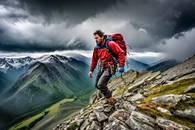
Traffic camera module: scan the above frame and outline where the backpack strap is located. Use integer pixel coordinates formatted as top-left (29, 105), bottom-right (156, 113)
top-left (104, 35), bottom-right (119, 64)
top-left (95, 35), bottom-right (119, 64)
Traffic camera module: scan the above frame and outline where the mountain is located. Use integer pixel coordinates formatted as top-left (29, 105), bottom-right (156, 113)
top-left (0, 56), bottom-right (36, 93)
top-left (0, 56), bottom-right (35, 75)
top-left (0, 54), bottom-right (94, 130)
top-left (0, 71), bottom-right (12, 92)
top-left (53, 54), bottom-right (195, 130)
top-left (126, 58), bottom-right (150, 72)
top-left (147, 59), bottom-right (179, 72)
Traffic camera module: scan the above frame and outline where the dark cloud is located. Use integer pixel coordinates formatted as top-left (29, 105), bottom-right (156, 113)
top-left (13, 0), bottom-right (123, 24)
top-left (0, 0), bottom-right (195, 61)
top-left (116, 0), bottom-right (195, 39)
top-left (173, 1), bottom-right (195, 34)
top-left (0, 41), bottom-right (89, 52)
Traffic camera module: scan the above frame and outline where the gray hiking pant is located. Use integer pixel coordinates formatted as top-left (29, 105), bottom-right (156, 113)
top-left (95, 67), bottom-right (112, 98)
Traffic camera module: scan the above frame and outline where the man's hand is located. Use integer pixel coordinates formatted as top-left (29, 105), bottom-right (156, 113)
top-left (88, 71), bottom-right (93, 78)
top-left (118, 67), bottom-right (124, 73)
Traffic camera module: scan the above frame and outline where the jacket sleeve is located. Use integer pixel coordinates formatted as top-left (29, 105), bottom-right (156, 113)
top-left (90, 48), bottom-right (99, 72)
top-left (108, 41), bottom-right (125, 67)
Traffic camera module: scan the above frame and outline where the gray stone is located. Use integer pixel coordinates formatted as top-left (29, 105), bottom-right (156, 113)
top-left (88, 121), bottom-right (101, 130)
top-left (103, 119), bottom-right (129, 130)
top-left (129, 93), bottom-right (144, 104)
top-left (173, 107), bottom-right (195, 122)
top-left (156, 117), bottom-right (190, 130)
top-left (184, 84), bottom-right (195, 93)
top-left (109, 109), bottom-right (130, 122)
top-left (152, 94), bottom-right (190, 106)
top-left (80, 119), bottom-right (90, 130)
top-left (89, 113), bottom-right (97, 122)
top-left (126, 111), bottom-right (156, 130)
top-left (94, 105), bottom-right (104, 112)
top-left (123, 92), bottom-right (133, 98)
top-left (122, 101), bottom-right (137, 113)
top-left (157, 107), bottom-right (172, 115)
top-left (94, 111), bottom-right (108, 122)
top-left (103, 104), bottom-right (114, 113)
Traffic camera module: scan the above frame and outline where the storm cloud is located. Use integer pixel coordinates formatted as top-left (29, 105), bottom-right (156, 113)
top-left (0, 0), bottom-right (195, 61)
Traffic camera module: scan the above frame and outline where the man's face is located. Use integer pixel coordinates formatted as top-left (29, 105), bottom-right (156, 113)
top-left (94, 34), bottom-right (103, 44)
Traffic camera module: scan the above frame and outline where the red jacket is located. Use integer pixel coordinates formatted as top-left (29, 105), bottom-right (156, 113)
top-left (90, 40), bottom-right (125, 72)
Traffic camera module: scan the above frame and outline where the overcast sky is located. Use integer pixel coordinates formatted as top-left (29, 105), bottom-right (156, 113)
top-left (0, 0), bottom-right (195, 62)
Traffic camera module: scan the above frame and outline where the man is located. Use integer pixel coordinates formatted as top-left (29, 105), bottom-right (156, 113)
top-left (88, 30), bottom-right (125, 105)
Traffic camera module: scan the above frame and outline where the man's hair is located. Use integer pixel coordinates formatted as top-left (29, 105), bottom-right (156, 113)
top-left (93, 30), bottom-right (104, 37)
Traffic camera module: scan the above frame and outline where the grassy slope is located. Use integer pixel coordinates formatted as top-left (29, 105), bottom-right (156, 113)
top-left (8, 89), bottom-right (95, 130)
top-left (9, 98), bottom-right (75, 130)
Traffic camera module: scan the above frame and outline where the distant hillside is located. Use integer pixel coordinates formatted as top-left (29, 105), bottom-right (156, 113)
top-left (147, 59), bottom-right (179, 72)
top-left (0, 54), bottom-right (94, 130)
top-left (0, 71), bottom-right (12, 92)
top-left (126, 58), bottom-right (150, 72)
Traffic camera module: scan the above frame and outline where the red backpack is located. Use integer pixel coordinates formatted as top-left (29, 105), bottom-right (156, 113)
top-left (104, 33), bottom-right (127, 56)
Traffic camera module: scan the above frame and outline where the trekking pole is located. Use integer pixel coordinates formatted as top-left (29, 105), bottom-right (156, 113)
top-left (120, 73), bottom-right (128, 100)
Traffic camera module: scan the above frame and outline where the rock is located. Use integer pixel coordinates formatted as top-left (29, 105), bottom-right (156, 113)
top-left (173, 107), bottom-right (195, 122)
top-left (66, 122), bottom-right (80, 130)
top-left (156, 74), bottom-right (162, 80)
top-left (103, 104), bottom-right (114, 113)
top-left (109, 109), bottom-right (130, 122)
top-left (129, 93), bottom-right (144, 104)
top-left (128, 73), bottom-right (152, 92)
top-left (89, 112), bottom-right (97, 122)
top-left (123, 92), bottom-right (134, 98)
top-left (184, 84), bottom-right (195, 93)
top-left (126, 111), bottom-right (156, 130)
top-left (103, 119), bottom-right (129, 130)
top-left (152, 94), bottom-right (190, 106)
top-left (88, 121), bottom-right (101, 130)
top-left (93, 105), bottom-right (104, 112)
top-left (157, 107), bottom-right (172, 115)
top-left (94, 111), bottom-right (108, 122)
top-left (122, 101), bottom-right (137, 113)
top-left (80, 119), bottom-right (90, 130)
top-left (156, 117), bottom-right (190, 130)
top-left (54, 123), bottom-right (66, 130)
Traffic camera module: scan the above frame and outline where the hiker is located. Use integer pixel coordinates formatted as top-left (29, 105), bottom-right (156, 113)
top-left (88, 30), bottom-right (126, 105)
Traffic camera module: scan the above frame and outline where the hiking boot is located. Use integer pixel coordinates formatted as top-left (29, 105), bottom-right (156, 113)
top-left (106, 96), bottom-right (117, 105)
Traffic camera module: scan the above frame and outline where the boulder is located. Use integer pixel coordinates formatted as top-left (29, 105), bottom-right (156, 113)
top-left (89, 112), bottom-right (97, 122)
top-left (156, 117), bottom-right (190, 130)
top-left (129, 93), bottom-right (144, 104)
top-left (126, 111), bottom-right (156, 130)
top-left (88, 121), bottom-right (101, 130)
top-left (109, 109), bottom-right (130, 122)
top-left (80, 119), bottom-right (90, 130)
top-left (157, 107), bottom-right (172, 115)
top-left (93, 111), bottom-right (108, 122)
top-left (184, 84), bottom-right (195, 93)
top-left (152, 94), bottom-right (190, 106)
top-left (173, 107), bottom-right (195, 122)
top-left (103, 119), bottom-right (129, 130)
top-left (122, 101), bottom-right (137, 113)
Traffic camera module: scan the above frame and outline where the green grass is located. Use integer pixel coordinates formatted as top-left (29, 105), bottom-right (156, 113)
top-left (137, 78), bottom-right (195, 129)
top-left (8, 98), bottom-right (74, 130)
top-left (138, 103), bottom-right (195, 129)
top-left (143, 78), bottom-right (195, 103)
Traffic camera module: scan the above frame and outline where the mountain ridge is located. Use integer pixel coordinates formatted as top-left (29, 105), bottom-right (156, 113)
top-left (53, 54), bottom-right (195, 130)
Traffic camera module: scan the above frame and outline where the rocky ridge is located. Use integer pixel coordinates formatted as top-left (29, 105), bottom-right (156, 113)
top-left (54, 55), bottom-right (195, 130)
